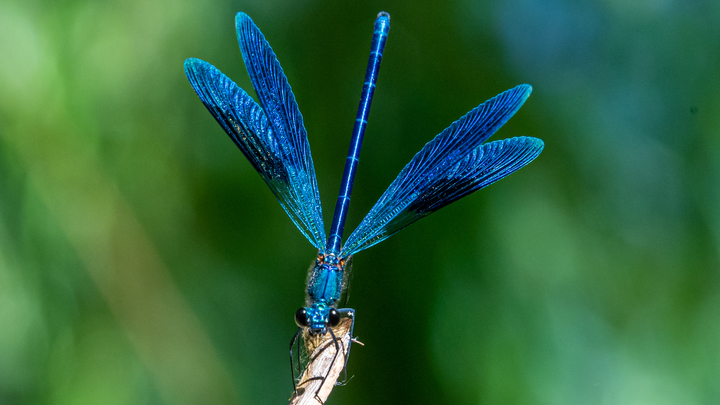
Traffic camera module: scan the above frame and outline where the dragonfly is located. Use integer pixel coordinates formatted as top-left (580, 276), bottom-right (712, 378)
top-left (185, 11), bottom-right (543, 393)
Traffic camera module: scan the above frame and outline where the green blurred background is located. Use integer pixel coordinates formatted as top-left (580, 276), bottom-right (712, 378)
top-left (1, 0), bottom-right (719, 403)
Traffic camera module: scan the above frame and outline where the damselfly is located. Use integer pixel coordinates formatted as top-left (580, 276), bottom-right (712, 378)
top-left (185, 11), bottom-right (543, 394)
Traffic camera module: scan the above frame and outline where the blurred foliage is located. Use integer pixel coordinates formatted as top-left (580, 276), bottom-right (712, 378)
top-left (1, 0), bottom-right (719, 404)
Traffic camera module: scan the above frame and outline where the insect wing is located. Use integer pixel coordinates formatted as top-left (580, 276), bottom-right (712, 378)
top-left (341, 85), bottom-right (541, 256)
top-left (235, 13), bottom-right (327, 251)
top-left (184, 14), bottom-right (327, 251)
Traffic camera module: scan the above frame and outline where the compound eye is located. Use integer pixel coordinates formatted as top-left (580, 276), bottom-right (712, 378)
top-left (295, 308), bottom-right (309, 327)
top-left (328, 309), bottom-right (340, 327)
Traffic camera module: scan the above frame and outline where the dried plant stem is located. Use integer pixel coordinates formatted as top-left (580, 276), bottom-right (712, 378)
top-left (289, 318), bottom-right (356, 405)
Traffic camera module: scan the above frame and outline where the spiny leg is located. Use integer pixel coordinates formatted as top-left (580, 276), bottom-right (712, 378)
top-left (335, 309), bottom-right (356, 386)
top-left (289, 328), bottom-right (303, 395)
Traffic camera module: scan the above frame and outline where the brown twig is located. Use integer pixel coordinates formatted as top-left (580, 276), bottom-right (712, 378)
top-left (289, 318), bottom-right (357, 405)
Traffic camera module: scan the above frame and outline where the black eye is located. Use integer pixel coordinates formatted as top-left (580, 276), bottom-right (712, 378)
top-left (295, 308), bottom-right (309, 327)
top-left (328, 309), bottom-right (340, 327)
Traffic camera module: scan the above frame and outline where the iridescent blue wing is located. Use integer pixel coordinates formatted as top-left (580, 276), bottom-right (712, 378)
top-left (183, 13), bottom-right (326, 251)
top-left (341, 85), bottom-right (542, 256)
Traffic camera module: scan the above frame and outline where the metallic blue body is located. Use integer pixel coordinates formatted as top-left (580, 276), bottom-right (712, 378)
top-left (184, 12), bottom-right (544, 338)
top-left (307, 254), bottom-right (344, 304)
top-left (326, 12), bottom-right (390, 255)
top-left (306, 254), bottom-right (345, 330)
top-left (303, 13), bottom-right (390, 331)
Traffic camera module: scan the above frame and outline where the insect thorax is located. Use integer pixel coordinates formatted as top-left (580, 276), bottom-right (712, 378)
top-left (306, 253), bottom-right (346, 304)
